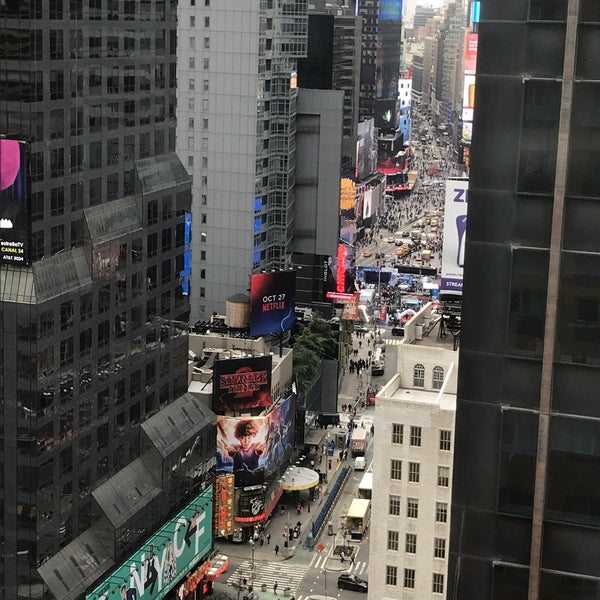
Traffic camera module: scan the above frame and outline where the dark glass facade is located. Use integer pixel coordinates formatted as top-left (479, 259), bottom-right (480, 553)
top-left (449, 1), bottom-right (600, 599)
top-left (0, 2), bottom-right (197, 599)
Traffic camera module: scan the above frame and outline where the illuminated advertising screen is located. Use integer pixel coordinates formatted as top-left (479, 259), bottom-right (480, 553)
top-left (213, 355), bottom-right (273, 413)
top-left (86, 486), bottom-right (213, 600)
top-left (216, 396), bottom-right (294, 488)
top-left (363, 188), bottom-right (373, 220)
top-left (214, 475), bottom-right (234, 537)
top-left (356, 119), bottom-right (377, 181)
top-left (441, 179), bottom-right (469, 292)
top-left (462, 74), bottom-right (476, 122)
top-left (379, 0), bottom-right (402, 20)
top-left (340, 177), bottom-right (356, 219)
top-left (250, 271), bottom-right (296, 337)
top-left (375, 99), bottom-right (398, 131)
top-left (0, 139), bottom-right (30, 265)
top-left (326, 242), bottom-right (356, 299)
top-left (464, 33), bottom-right (478, 75)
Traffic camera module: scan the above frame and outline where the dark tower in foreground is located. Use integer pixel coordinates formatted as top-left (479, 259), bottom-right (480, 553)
top-left (449, 1), bottom-right (600, 599)
top-left (0, 3), bottom-right (197, 599)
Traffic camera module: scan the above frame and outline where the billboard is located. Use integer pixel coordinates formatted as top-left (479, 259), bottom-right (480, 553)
top-left (374, 99), bottom-right (398, 131)
top-left (0, 139), bottom-right (30, 265)
top-left (441, 179), bottom-right (469, 292)
top-left (250, 271), bottom-right (296, 337)
top-left (86, 486), bottom-right (213, 600)
top-left (380, 0), bottom-right (402, 20)
top-left (464, 33), bottom-right (478, 75)
top-left (327, 243), bottom-right (356, 298)
top-left (214, 475), bottom-right (234, 537)
top-left (340, 177), bottom-right (356, 218)
top-left (216, 395), bottom-right (294, 488)
top-left (212, 355), bottom-right (273, 413)
top-left (462, 74), bottom-right (476, 122)
top-left (363, 188), bottom-right (373, 220)
top-left (356, 119), bottom-right (377, 181)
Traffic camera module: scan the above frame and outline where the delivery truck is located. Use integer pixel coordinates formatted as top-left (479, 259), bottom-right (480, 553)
top-left (350, 428), bottom-right (367, 457)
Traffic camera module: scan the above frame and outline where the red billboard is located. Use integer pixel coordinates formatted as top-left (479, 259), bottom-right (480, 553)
top-left (250, 271), bottom-right (296, 337)
top-left (464, 33), bottom-right (478, 75)
top-left (213, 355), bottom-right (272, 413)
top-left (0, 139), bottom-right (30, 265)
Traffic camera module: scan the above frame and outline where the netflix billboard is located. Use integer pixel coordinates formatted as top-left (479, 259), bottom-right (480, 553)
top-left (250, 271), bottom-right (296, 337)
top-left (213, 355), bottom-right (273, 413)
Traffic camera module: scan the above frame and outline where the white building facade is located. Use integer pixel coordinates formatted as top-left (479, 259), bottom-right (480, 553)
top-left (368, 338), bottom-right (457, 600)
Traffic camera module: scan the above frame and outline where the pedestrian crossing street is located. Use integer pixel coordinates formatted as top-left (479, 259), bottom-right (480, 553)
top-left (226, 560), bottom-right (309, 594)
top-left (309, 553), bottom-right (368, 576)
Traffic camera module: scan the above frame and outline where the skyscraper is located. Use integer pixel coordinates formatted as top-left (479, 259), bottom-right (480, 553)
top-left (449, 1), bottom-right (600, 598)
top-left (0, 2), bottom-right (193, 598)
top-left (177, 0), bottom-right (308, 322)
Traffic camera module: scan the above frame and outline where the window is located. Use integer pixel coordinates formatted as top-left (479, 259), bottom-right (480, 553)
top-left (189, 56), bottom-right (195, 69)
top-left (392, 423), bottom-right (403, 444)
top-left (404, 569), bottom-right (415, 589)
top-left (204, 37), bottom-right (210, 49)
top-left (188, 78), bottom-right (195, 91)
top-left (203, 57), bottom-right (209, 69)
top-left (405, 533), bottom-right (417, 553)
top-left (389, 495), bottom-right (401, 515)
top-left (407, 498), bottom-right (418, 518)
top-left (434, 537), bottom-right (446, 559)
top-left (204, 16), bottom-right (210, 27)
top-left (438, 466), bottom-right (450, 487)
top-left (408, 462), bottom-right (420, 483)
top-left (410, 426), bottom-right (422, 447)
top-left (387, 530), bottom-right (399, 551)
top-left (386, 566), bottom-right (398, 586)
top-left (190, 15), bottom-right (195, 26)
top-left (440, 430), bottom-right (452, 451)
top-left (413, 363), bottom-right (425, 387)
top-left (436, 502), bottom-right (448, 523)
top-left (433, 366), bottom-right (444, 389)
top-left (433, 573), bottom-right (444, 594)
top-left (391, 459), bottom-right (402, 480)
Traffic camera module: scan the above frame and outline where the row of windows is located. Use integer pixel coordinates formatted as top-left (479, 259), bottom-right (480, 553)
top-left (391, 424), bottom-right (452, 451)
top-left (385, 567), bottom-right (444, 593)
top-left (389, 495), bottom-right (448, 522)
top-left (386, 531), bottom-right (446, 558)
top-left (390, 461), bottom-right (450, 486)
top-left (413, 363), bottom-right (445, 388)
top-left (40, 0), bottom-right (175, 22)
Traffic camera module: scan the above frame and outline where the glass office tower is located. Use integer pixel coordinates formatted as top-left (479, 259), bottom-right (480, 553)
top-left (0, 2), bottom-right (193, 598)
top-left (448, 1), bottom-right (600, 599)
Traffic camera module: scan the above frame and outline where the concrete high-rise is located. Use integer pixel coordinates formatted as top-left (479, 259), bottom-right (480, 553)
top-left (449, 1), bottom-right (600, 598)
top-left (0, 2), bottom-right (206, 599)
top-left (177, 0), bottom-right (308, 322)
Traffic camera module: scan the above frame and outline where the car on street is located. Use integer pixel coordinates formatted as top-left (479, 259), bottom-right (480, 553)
top-left (354, 324), bottom-right (369, 333)
top-left (363, 250), bottom-right (372, 257)
top-left (338, 574), bottom-right (368, 593)
top-left (384, 236), bottom-right (395, 243)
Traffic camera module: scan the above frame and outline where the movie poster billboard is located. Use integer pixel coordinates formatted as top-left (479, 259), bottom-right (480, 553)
top-left (0, 139), bottom-right (30, 265)
top-left (86, 486), bottom-right (213, 600)
top-left (216, 395), bottom-right (294, 488)
top-left (464, 33), bottom-right (478, 74)
top-left (363, 188), bottom-right (373, 220)
top-left (356, 119), bottom-right (377, 181)
top-left (213, 356), bottom-right (273, 413)
top-left (250, 271), bottom-right (296, 337)
top-left (441, 179), bottom-right (469, 292)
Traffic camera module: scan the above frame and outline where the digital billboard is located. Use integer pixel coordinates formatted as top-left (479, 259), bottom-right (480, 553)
top-left (216, 395), bottom-right (294, 488)
top-left (326, 242), bottom-right (356, 299)
top-left (86, 487), bottom-right (213, 600)
top-left (0, 139), bottom-right (30, 265)
top-left (340, 177), bottom-right (356, 219)
top-left (379, 0), bottom-right (402, 20)
top-left (250, 271), bottom-right (296, 337)
top-left (464, 33), bottom-right (478, 75)
top-left (375, 99), bottom-right (398, 131)
top-left (214, 475), bottom-right (234, 537)
top-left (462, 74), bottom-right (476, 122)
top-left (212, 355), bottom-right (273, 413)
top-left (363, 188), bottom-right (373, 220)
top-left (441, 179), bottom-right (469, 292)
top-left (356, 119), bottom-right (377, 181)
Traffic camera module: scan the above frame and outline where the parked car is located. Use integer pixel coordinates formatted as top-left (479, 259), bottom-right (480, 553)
top-left (338, 574), bottom-right (368, 593)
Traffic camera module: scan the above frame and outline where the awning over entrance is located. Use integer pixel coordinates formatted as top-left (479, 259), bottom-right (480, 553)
top-left (280, 467), bottom-right (319, 491)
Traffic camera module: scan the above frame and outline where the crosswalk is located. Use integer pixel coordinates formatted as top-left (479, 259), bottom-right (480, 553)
top-left (386, 338), bottom-right (403, 346)
top-left (226, 560), bottom-right (309, 594)
top-left (309, 553), bottom-right (368, 576)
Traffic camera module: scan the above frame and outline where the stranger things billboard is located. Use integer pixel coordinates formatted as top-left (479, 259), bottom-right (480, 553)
top-left (250, 271), bottom-right (296, 337)
top-left (0, 139), bottom-right (30, 265)
top-left (216, 395), bottom-right (294, 488)
top-left (213, 356), bottom-right (273, 413)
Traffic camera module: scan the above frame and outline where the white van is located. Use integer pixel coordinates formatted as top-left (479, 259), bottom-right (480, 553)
top-left (354, 456), bottom-right (366, 471)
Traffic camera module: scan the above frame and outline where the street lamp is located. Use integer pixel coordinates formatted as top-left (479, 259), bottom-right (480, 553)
top-left (322, 568), bottom-right (329, 599)
top-left (249, 538), bottom-right (256, 582)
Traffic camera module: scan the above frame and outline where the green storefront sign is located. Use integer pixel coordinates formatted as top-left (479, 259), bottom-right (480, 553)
top-left (86, 486), bottom-right (213, 600)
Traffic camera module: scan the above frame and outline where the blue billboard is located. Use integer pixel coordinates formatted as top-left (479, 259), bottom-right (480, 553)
top-left (380, 0), bottom-right (402, 20)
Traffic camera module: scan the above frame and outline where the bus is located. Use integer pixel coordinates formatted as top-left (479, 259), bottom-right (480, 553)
top-left (371, 346), bottom-right (385, 376)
